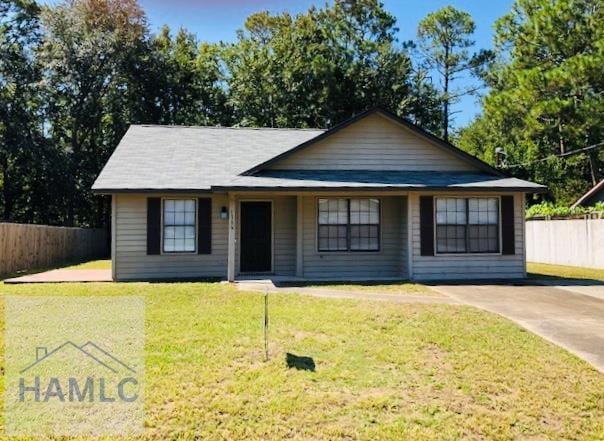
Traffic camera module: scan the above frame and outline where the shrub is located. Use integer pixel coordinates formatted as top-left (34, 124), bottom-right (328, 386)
top-left (526, 201), bottom-right (604, 219)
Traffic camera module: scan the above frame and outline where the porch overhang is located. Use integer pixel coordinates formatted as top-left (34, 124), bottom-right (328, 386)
top-left (211, 170), bottom-right (547, 194)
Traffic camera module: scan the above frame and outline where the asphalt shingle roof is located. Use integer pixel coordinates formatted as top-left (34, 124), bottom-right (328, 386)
top-left (92, 124), bottom-right (546, 193)
top-left (216, 170), bottom-right (546, 192)
top-left (92, 125), bottom-right (324, 192)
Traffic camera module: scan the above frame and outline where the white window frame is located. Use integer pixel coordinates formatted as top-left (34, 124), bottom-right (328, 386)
top-left (161, 197), bottom-right (198, 255)
top-left (316, 197), bottom-right (382, 253)
top-left (434, 196), bottom-right (502, 256)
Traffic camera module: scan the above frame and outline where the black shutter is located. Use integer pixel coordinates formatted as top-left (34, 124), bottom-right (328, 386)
top-left (419, 196), bottom-right (435, 256)
top-left (198, 198), bottom-right (212, 254)
top-left (147, 198), bottom-right (161, 255)
top-left (501, 195), bottom-right (515, 255)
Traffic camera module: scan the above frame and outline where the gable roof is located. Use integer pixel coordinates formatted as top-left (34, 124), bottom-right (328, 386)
top-left (571, 180), bottom-right (604, 208)
top-left (92, 125), bottom-right (324, 192)
top-left (241, 107), bottom-right (506, 177)
top-left (92, 108), bottom-right (545, 194)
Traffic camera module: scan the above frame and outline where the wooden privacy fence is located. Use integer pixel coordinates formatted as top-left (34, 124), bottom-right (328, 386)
top-left (526, 218), bottom-right (604, 269)
top-left (0, 223), bottom-right (108, 276)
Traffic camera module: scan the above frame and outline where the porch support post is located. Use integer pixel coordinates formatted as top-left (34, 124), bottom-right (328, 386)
top-left (111, 194), bottom-right (117, 281)
top-left (406, 195), bottom-right (413, 280)
top-left (296, 195), bottom-right (304, 278)
top-left (227, 193), bottom-right (236, 282)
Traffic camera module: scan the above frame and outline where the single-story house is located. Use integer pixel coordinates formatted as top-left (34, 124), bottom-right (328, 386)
top-left (571, 180), bottom-right (604, 208)
top-left (92, 107), bottom-right (546, 282)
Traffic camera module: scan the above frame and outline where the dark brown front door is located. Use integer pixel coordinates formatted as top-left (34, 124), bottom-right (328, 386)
top-left (240, 201), bottom-right (272, 273)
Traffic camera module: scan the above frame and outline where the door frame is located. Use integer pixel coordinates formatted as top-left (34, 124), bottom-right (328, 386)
top-left (238, 199), bottom-right (274, 274)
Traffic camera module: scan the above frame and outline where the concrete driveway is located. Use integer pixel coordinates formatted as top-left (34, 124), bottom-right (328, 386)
top-left (433, 283), bottom-right (604, 373)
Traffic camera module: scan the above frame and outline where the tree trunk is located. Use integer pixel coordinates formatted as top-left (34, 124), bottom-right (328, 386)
top-left (589, 152), bottom-right (600, 185)
top-left (443, 46), bottom-right (450, 142)
top-left (0, 154), bottom-right (12, 221)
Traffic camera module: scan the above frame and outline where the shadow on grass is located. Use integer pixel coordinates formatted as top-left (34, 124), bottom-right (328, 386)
top-left (420, 276), bottom-right (604, 287)
top-left (274, 280), bottom-right (410, 288)
top-left (526, 273), bottom-right (604, 286)
top-left (286, 353), bottom-right (315, 372)
top-left (0, 257), bottom-right (108, 282)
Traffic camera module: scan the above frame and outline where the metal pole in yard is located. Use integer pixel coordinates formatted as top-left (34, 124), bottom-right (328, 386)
top-left (264, 287), bottom-right (269, 362)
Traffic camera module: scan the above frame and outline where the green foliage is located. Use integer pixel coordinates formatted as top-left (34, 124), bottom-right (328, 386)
top-left (458, 0), bottom-right (604, 204)
top-left (525, 201), bottom-right (604, 219)
top-left (0, 0), bottom-right (446, 227)
top-left (224, 0), bottom-right (442, 130)
top-left (4, 0), bottom-right (601, 226)
top-left (0, 0), bottom-right (65, 224)
top-left (416, 6), bottom-right (493, 140)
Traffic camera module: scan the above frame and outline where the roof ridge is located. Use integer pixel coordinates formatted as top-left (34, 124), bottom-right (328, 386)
top-left (133, 124), bottom-right (325, 132)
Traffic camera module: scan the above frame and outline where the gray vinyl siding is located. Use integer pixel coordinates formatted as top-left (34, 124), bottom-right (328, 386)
top-left (114, 193), bottom-right (228, 280)
top-left (273, 196), bottom-right (297, 275)
top-left (300, 195), bottom-right (407, 279)
top-left (268, 113), bottom-right (478, 172)
top-left (234, 195), bottom-right (296, 276)
top-left (409, 192), bottom-right (526, 280)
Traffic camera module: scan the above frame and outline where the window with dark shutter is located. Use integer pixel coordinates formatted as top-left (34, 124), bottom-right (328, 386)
top-left (435, 197), bottom-right (500, 254)
top-left (501, 195), bottom-right (515, 255)
top-left (163, 199), bottom-right (197, 253)
top-left (198, 198), bottom-right (212, 254)
top-left (419, 196), bottom-right (434, 256)
top-left (147, 198), bottom-right (161, 255)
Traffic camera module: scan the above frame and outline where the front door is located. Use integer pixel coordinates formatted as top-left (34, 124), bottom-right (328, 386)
top-left (240, 201), bottom-right (272, 273)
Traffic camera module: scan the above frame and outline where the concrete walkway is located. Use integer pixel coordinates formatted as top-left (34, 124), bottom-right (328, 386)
top-left (536, 280), bottom-right (604, 301)
top-left (4, 269), bottom-right (112, 283)
top-left (432, 284), bottom-right (604, 373)
top-left (234, 281), bottom-right (459, 304)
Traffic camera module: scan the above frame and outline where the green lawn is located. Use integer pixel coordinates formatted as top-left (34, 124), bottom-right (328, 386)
top-left (0, 282), bottom-right (602, 440)
top-left (528, 262), bottom-right (604, 281)
top-left (62, 259), bottom-right (112, 270)
top-left (295, 281), bottom-right (437, 296)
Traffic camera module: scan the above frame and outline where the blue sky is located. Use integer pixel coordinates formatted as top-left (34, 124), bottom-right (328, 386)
top-left (43, 0), bottom-right (514, 127)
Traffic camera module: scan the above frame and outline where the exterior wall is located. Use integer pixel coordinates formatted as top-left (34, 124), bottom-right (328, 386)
top-left (114, 191), bottom-right (527, 282)
top-left (113, 193), bottom-right (228, 280)
top-left (268, 113), bottom-right (478, 172)
top-left (526, 219), bottom-right (604, 269)
top-left (234, 195), bottom-right (297, 276)
top-left (300, 195), bottom-right (408, 279)
top-left (409, 192), bottom-right (526, 281)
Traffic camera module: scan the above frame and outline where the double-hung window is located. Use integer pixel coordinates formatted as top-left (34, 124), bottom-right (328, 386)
top-left (318, 198), bottom-right (380, 252)
top-left (435, 197), bottom-right (500, 254)
top-left (163, 199), bottom-right (196, 253)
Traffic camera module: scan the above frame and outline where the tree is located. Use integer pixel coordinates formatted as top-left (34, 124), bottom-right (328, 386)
top-left (225, 0), bottom-right (442, 131)
top-left (145, 26), bottom-right (229, 126)
top-left (40, 0), bottom-right (149, 227)
top-left (0, 0), bottom-right (62, 223)
top-left (458, 0), bottom-right (604, 204)
top-left (417, 6), bottom-right (490, 141)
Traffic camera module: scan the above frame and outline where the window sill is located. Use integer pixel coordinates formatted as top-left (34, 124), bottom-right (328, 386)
top-left (317, 250), bottom-right (382, 256)
top-left (433, 252), bottom-right (503, 257)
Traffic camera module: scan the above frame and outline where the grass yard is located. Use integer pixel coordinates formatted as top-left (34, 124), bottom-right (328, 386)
top-left (528, 262), bottom-right (604, 281)
top-left (62, 259), bottom-right (112, 270)
top-left (0, 282), bottom-right (602, 440)
top-left (293, 281), bottom-right (437, 296)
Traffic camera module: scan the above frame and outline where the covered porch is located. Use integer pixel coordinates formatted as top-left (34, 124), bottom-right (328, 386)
top-left (225, 192), bottom-right (411, 282)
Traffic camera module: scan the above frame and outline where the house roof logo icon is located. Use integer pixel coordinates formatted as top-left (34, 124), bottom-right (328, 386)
top-left (20, 341), bottom-right (136, 375)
